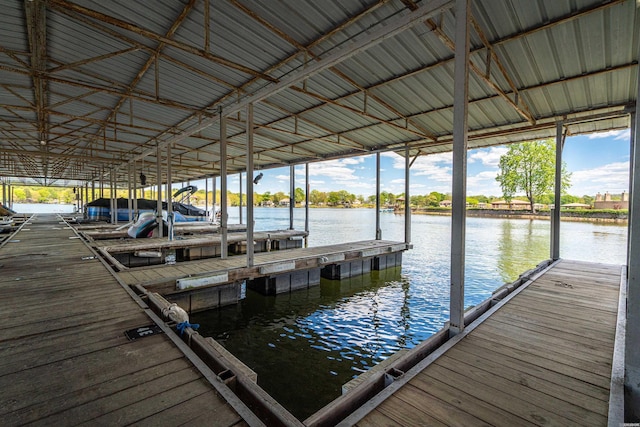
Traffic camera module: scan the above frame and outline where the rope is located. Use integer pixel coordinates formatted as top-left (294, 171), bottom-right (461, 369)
top-left (176, 321), bottom-right (200, 336)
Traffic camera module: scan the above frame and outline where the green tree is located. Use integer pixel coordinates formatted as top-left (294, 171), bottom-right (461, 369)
top-left (309, 190), bottom-right (326, 205)
top-left (496, 139), bottom-right (571, 212)
top-left (410, 195), bottom-right (427, 207)
top-left (294, 187), bottom-right (305, 204)
top-left (272, 191), bottom-right (287, 204)
top-left (560, 194), bottom-right (579, 205)
top-left (327, 191), bottom-right (341, 206)
top-left (380, 191), bottom-right (396, 206)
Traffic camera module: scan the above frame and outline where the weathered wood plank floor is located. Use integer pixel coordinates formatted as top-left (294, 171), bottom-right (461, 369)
top-left (0, 214), bottom-right (247, 426)
top-left (356, 259), bottom-right (621, 427)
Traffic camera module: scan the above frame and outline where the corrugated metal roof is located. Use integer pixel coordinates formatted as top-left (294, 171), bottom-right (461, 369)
top-left (0, 0), bottom-right (637, 186)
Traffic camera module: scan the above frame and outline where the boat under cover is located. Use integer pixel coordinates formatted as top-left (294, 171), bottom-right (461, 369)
top-left (86, 198), bottom-right (208, 222)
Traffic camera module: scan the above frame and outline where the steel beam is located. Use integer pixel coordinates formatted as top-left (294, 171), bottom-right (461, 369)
top-left (246, 104), bottom-right (255, 267)
top-left (220, 115), bottom-right (228, 259)
top-left (130, 0), bottom-right (453, 163)
top-left (626, 60), bottom-right (640, 417)
top-left (376, 152), bottom-right (381, 240)
top-left (404, 144), bottom-right (411, 244)
top-left (166, 144), bottom-right (173, 241)
top-left (289, 164), bottom-right (295, 230)
top-left (132, 161), bottom-right (138, 217)
top-left (155, 143), bottom-right (163, 237)
top-left (127, 164), bottom-right (133, 222)
top-left (449, 0), bottom-right (469, 337)
top-left (551, 122), bottom-right (563, 260)
top-left (305, 162), bottom-right (310, 247)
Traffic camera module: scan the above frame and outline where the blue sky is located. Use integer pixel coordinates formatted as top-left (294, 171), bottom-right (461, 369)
top-left (209, 129), bottom-right (631, 199)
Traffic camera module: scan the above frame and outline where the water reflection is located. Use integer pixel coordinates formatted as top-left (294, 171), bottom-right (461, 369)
top-left (495, 219), bottom-right (550, 283)
top-left (194, 268), bottom-right (436, 420)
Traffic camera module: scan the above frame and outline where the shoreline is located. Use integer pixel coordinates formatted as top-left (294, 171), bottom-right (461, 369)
top-left (409, 208), bottom-right (628, 224)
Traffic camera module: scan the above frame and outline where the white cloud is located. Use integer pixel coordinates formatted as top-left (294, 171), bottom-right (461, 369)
top-left (380, 152), bottom-right (399, 158)
top-left (468, 147), bottom-right (508, 167)
top-left (569, 161), bottom-right (629, 195)
top-left (388, 152), bottom-right (453, 183)
top-left (467, 170), bottom-right (502, 196)
top-left (275, 174), bottom-right (289, 181)
top-left (341, 157), bottom-right (366, 165)
top-left (587, 129), bottom-right (629, 140)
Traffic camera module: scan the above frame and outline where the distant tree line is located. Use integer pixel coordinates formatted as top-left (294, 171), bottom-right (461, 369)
top-left (5, 185), bottom-right (617, 209)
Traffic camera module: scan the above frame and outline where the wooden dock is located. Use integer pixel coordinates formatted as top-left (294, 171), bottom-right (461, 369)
top-left (86, 228), bottom-right (309, 270)
top-left (0, 214), bottom-right (258, 426)
top-left (343, 260), bottom-right (622, 426)
top-left (116, 239), bottom-right (408, 312)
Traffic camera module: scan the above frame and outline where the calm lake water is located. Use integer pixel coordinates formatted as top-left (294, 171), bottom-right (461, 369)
top-left (191, 208), bottom-right (627, 420)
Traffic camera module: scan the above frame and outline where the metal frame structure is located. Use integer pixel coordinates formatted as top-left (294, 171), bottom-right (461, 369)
top-left (1, 0), bottom-right (639, 419)
top-left (1, 0), bottom-right (635, 188)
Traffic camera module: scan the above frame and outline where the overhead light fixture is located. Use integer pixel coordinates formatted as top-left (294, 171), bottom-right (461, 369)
top-left (40, 140), bottom-right (46, 145)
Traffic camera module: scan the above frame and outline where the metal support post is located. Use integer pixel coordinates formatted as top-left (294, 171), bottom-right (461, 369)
top-left (305, 163), bottom-right (310, 247)
top-left (551, 122), bottom-right (563, 260)
top-left (205, 176), bottom-right (209, 220)
top-left (132, 162), bottom-right (138, 217)
top-left (376, 152), bottom-right (381, 240)
top-left (239, 172), bottom-right (243, 224)
top-left (166, 144), bottom-right (173, 241)
top-left (127, 165), bottom-right (133, 222)
top-left (220, 114), bottom-right (228, 259)
top-left (212, 176), bottom-right (217, 221)
top-left (156, 143), bottom-right (163, 238)
top-left (110, 169), bottom-right (115, 224)
top-left (404, 144), bottom-right (411, 244)
top-left (289, 164), bottom-right (295, 229)
top-left (246, 104), bottom-right (255, 267)
top-left (449, 0), bottom-right (469, 337)
top-left (626, 67), bottom-right (640, 419)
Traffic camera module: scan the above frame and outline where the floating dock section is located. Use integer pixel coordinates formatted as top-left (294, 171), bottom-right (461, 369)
top-left (114, 239), bottom-right (409, 312)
